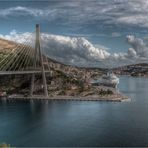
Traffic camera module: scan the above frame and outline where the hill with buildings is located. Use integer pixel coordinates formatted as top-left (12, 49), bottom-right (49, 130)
top-left (113, 63), bottom-right (148, 77)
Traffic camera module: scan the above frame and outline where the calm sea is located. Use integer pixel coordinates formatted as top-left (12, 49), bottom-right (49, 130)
top-left (0, 76), bottom-right (148, 147)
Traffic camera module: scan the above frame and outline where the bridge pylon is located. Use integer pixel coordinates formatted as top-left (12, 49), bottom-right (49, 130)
top-left (30, 24), bottom-right (48, 98)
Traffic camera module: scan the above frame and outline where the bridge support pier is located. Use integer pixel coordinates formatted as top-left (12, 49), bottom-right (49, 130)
top-left (30, 73), bottom-right (35, 96)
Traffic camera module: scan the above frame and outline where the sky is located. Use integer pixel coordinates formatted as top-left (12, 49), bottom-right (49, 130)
top-left (0, 0), bottom-right (148, 68)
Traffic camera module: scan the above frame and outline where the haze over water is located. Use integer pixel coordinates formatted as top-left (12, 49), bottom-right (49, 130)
top-left (0, 76), bottom-right (148, 147)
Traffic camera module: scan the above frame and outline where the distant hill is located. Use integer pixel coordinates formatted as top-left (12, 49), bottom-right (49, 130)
top-left (113, 63), bottom-right (148, 77)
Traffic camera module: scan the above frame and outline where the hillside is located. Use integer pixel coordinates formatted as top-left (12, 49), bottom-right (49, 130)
top-left (0, 38), bottom-right (16, 50)
top-left (113, 63), bottom-right (148, 77)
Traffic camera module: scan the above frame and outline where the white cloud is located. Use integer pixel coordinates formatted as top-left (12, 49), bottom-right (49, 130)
top-left (0, 6), bottom-right (54, 18)
top-left (115, 0), bottom-right (148, 27)
top-left (0, 1), bottom-right (148, 28)
top-left (127, 48), bottom-right (137, 58)
top-left (40, 33), bottom-right (111, 67)
top-left (126, 35), bottom-right (148, 58)
top-left (0, 31), bottom-right (147, 68)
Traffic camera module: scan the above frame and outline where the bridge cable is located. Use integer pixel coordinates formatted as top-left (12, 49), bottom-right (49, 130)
top-left (10, 38), bottom-right (34, 71)
top-left (2, 37), bottom-right (33, 71)
top-left (17, 43), bottom-right (35, 71)
top-left (0, 41), bottom-right (25, 70)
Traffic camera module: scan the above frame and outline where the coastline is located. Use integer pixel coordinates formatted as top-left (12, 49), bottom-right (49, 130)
top-left (0, 93), bottom-right (130, 102)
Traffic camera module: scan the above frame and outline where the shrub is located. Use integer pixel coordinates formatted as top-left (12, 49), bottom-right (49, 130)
top-left (99, 89), bottom-right (113, 95)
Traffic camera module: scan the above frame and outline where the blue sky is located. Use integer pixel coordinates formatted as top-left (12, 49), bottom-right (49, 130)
top-left (0, 0), bottom-right (148, 67)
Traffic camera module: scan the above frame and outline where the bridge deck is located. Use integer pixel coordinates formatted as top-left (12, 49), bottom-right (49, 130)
top-left (0, 71), bottom-right (50, 75)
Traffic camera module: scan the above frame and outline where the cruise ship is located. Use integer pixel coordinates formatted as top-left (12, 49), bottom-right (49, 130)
top-left (91, 71), bottom-right (119, 88)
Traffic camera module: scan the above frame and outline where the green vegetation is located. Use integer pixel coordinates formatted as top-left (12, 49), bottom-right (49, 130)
top-left (99, 89), bottom-right (113, 96)
top-left (0, 143), bottom-right (10, 148)
top-left (58, 90), bottom-right (66, 95)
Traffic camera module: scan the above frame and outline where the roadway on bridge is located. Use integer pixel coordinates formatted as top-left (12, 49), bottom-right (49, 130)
top-left (0, 71), bottom-right (50, 75)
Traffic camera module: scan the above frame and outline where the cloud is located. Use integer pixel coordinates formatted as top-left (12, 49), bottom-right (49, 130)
top-left (115, 0), bottom-right (148, 27)
top-left (1, 0), bottom-right (148, 28)
top-left (127, 48), bottom-right (137, 58)
top-left (0, 30), bottom-right (34, 45)
top-left (0, 6), bottom-right (53, 18)
top-left (0, 31), bottom-right (147, 68)
top-left (38, 34), bottom-right (112, 67)
top-left (0, 30), bottom-right (110, 67)
top-left (126, 35), bottom-right (148, 58)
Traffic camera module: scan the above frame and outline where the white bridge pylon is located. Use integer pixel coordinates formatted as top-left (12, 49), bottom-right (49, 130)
top-left (30, 24), bottom-right (48, 97)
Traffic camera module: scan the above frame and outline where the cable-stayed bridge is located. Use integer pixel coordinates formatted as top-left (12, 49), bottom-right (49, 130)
top-left (0, 24), bottom-right (49, 98)
top-left (0, 24), bottom-right (113, 100)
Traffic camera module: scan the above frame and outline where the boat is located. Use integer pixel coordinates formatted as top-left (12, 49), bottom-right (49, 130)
top-left (91, 71), bottom-right (119, 88)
